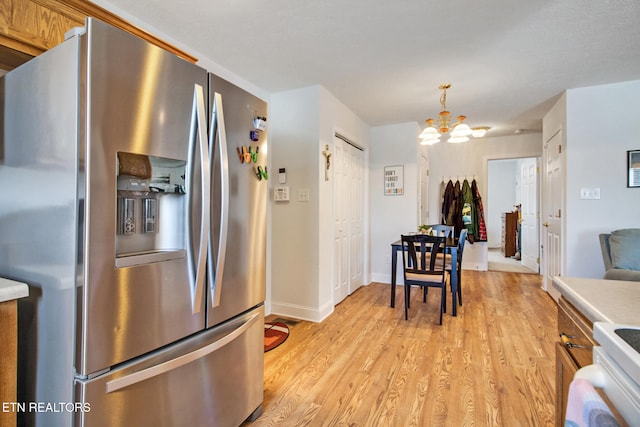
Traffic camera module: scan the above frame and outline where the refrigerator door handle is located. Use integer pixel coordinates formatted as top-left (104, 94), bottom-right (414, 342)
top-left (187, 84), bottom-right (211, 314)
top-left (209, 92), bottom-right (229, 308)
top-left (105, 312), bottom-right (260, 393)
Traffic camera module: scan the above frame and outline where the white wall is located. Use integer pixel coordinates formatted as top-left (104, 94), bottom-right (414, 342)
top-left (563, 80), bottom-right (640, 278)
top-left (269, 85), bottom-right (369, 322)
top-left (269, 86), bottom-right (320, 319)
top-left (369, 123), bottom-right (421, 283)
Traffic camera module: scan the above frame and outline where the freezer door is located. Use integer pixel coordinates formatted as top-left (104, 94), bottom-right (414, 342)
top-left (79, 19), bottom-right (209, 376)
top-left (75, 307), bottom-right (264, 427)
top-left (0, 32), bottom-right (82, 419)
top-left (207, 74), bottom-right (267, 328)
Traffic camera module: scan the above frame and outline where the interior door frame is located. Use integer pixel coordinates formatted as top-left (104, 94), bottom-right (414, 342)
top-left (483, 153), bottom-right (541, 272)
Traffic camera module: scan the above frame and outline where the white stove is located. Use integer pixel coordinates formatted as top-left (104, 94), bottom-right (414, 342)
top-left (576, 322), bottom-right (640, 426)
top-left (595, 323), bottom-right (640, 385)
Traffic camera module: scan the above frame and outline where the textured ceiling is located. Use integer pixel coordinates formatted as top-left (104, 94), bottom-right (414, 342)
top-left (94, 0), bottom-right (640, 137)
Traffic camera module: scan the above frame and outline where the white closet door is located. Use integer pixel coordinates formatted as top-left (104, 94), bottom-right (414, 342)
top-left (333, 136), bottom-right (364, 305)
top-left (348, 144), bottom-right (364, 294)
top-left (333, 139), bottom-right (349, 304)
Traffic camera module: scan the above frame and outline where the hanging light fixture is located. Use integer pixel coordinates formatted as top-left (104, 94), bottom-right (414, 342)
top-left (419, 83), bottom-right (489, 145)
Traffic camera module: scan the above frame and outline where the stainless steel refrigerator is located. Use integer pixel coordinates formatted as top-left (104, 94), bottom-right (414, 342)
top-left (0, 18), bottom-right (267, 427)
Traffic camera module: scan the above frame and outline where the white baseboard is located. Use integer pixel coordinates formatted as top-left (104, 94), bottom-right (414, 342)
top-left (461, 262), bottom-right (488, 272)
top-left (269, 300), bottom-right (334, 323)
top-left (370, 272), bottom-right (390, 284)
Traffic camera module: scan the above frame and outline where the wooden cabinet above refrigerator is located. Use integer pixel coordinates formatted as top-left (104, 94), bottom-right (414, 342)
top-left (0, 0), bottom-right (196, 69)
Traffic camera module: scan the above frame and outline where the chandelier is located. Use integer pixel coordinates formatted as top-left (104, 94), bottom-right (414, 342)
top-left (419, 83), bottom-right (489, 145)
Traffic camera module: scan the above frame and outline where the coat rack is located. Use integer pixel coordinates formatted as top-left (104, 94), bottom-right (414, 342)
top-left (441, 175), bottom-right (478, 183)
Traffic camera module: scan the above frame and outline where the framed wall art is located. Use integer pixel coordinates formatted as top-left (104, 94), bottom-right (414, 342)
top-left (384, 165), bottom-right (404, 195)
top-left (628, 150), bottom-right (640, 187)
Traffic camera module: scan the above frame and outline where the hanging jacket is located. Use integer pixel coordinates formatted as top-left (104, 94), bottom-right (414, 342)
top-left (441, 180), bottom-right (455, 226)
top-left (452, 180), bottom-right (464, 237)
top-left (471, 179), bottom-right (488, 241)
top-left (461, 179), bottom-right (475, 242)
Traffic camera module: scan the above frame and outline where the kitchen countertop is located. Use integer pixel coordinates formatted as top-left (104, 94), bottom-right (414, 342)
top-left (553, 276), bottom-right (640, 325)
top-left (0, 277), bottom-right (29, 303)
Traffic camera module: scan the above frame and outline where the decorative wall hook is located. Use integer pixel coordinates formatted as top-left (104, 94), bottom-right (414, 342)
top-left (322, 145), bottom-right (332, 181)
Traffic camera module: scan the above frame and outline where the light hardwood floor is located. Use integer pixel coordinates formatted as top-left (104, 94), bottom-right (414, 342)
top-left (248, 271), bottom-right (557, 426)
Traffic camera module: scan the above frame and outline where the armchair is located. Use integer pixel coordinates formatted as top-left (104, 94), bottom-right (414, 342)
top-left (599, 229), bottom-right (640, 281)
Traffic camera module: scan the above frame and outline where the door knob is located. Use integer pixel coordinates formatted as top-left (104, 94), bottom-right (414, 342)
top-left (543, 222), bottom-right (549, 227)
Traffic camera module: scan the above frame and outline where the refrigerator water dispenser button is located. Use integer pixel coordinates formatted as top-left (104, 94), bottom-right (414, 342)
top-left (117, 176), bottom-right (150, 192)
top-left (119, 198), bottom-right (136, 235)
top-left (143, 198), bottom-right (158, 233)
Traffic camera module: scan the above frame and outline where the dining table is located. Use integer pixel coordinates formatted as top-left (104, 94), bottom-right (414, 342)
top-left (389, 236), bottom-right (460, 316)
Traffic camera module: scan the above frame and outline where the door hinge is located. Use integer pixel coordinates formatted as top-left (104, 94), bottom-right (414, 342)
top-left (558, 144), bottom-right (562, 154)
top-left (536, 257), bottom-right (540, 264)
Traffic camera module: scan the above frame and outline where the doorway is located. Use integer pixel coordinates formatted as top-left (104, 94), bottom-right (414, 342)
top-left (487, 157), bottom-right (540, 273)
top-left (542, 130), bottom-right (563, 300)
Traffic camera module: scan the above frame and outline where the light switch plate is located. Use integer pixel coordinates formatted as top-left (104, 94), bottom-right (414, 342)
top-left (580, 187), bottom-right (601, 200)
top-left (298, 188), bottom-right (310, 202)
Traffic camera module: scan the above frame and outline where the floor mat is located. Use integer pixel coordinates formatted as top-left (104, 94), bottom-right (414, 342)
top-left (264, 322), bottom-right (289, 352)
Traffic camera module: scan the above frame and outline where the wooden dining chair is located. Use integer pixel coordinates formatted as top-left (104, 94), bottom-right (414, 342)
top-left (419, 228), bottom-right (466, 309)
top-left (430, 224), bottom-right (454, 238)
top-left (400, 234), bottom-right (449, 324)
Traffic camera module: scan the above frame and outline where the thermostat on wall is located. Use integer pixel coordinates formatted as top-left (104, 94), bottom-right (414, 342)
top-left (274, 186), bottom-right (290, 202)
